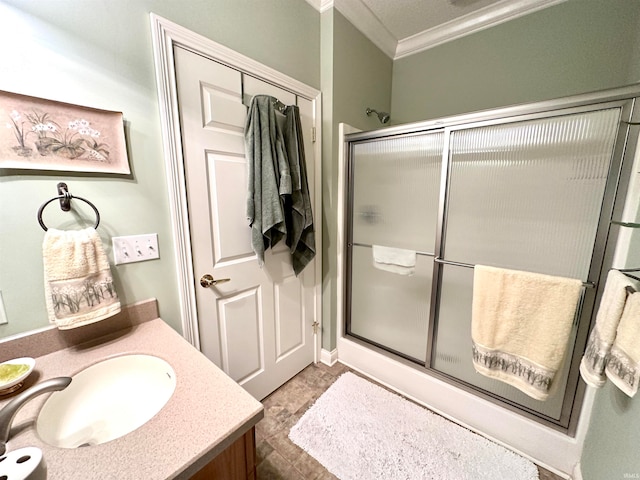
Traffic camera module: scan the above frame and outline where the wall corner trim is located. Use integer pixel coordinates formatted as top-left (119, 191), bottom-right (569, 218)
top-left (321, 348), bottom-right (339, 366)
top-left (333, 0), bottom-right (396, 59)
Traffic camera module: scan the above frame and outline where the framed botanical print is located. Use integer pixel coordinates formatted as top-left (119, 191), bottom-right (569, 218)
top-left (1, 89), bottom-right (130, 174)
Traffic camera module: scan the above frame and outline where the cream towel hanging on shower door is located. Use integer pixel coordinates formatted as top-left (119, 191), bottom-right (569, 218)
top-left (472, 265), bottom-right (583, 401)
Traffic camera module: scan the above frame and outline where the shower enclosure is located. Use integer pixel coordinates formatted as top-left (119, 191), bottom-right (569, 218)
top-left (341, 86), bottom-right (640, 438)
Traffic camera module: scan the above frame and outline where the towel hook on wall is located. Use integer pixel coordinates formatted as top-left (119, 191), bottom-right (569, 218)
top-left (37, 183), bottom-right (101, 232)
top-left (57, 182), bottom-right (72, 212)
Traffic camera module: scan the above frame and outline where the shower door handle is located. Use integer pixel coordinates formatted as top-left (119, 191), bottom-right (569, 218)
top-left (200, 274), bottom-right (231, 288)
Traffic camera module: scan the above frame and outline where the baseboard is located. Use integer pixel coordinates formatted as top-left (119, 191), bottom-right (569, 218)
top-left (320, 348), bottom-right (338, 366)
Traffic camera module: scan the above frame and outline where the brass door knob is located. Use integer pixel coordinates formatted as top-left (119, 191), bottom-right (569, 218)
top-left (200, 274), bottom-right (231, 288)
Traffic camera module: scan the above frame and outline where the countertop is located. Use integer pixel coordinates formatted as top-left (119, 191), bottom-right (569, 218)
top-left (0, 316), bottom-right (264, 479)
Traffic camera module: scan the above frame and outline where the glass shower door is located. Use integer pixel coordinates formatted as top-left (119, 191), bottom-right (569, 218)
top-left (431, 108), bottom-right (622, 421)
top-left (347, 132), bottom-right (443, 362)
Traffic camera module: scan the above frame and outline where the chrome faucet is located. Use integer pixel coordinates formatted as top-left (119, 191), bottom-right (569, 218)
top-left (0, 377), bottom-right (71, 455)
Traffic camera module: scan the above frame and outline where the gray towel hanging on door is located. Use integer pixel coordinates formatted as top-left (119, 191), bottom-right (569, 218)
top-left (245, 95), bottom-right (315, 274)
top-left (245, 95), bottom-right (292, 266)
top-left (283, 104), bottom-right (315, 276)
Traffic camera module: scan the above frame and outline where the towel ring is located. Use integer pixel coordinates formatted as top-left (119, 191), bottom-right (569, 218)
top-left (37, 194), bottom-right (101, 232)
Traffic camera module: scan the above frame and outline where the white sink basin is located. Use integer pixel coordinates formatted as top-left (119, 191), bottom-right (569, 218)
top-left (36, 354), bottom-right (176, 449)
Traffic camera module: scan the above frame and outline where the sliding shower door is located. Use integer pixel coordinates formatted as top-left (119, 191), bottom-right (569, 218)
top-left (344, 91), bottom-right (637, 430)
top-left (347, 133), bottom-right (443, 362)
top-left (431, 108), bottom-right (622, 422)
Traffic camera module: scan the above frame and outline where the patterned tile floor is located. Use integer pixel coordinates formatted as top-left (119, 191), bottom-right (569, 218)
top-left (255, 361), bottom-right (565, 480)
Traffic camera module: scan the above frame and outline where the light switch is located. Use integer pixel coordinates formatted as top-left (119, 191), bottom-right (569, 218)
top-left (112, 234), bottom-right (160, 265)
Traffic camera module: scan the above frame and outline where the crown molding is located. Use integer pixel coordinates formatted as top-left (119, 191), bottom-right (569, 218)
top-left (307, 0), bottom-right (567, 60)
top-left (305, 0), bottom-right (333, 13)
top-left (395, 0), bottom-right (568, 59)
top-left (333, 0), bottom-right (397, 58)
top-left (320, 0), bottom-right (334, 13)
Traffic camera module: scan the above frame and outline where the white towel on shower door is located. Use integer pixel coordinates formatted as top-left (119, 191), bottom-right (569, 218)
top-left (372, 245), bottom-right (416, 276)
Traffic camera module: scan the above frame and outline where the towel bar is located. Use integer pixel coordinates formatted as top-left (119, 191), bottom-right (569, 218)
top-left (351, 242), bottom-right (435, 257)
top-left (433, 257), bottom-right (596, 288)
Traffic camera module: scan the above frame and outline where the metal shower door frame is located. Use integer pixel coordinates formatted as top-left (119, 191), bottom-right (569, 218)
top-left (343, 84), bottom-right (640, 433)
top-left (428, 98), bottom-right (637, 431)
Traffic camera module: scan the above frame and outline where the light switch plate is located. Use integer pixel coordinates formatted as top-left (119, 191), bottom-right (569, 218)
top-left (112, 234), bottom-right (160, 265)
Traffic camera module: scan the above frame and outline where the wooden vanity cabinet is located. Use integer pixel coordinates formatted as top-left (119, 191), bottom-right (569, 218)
top-left (190, 427), bottom-right (256, 480)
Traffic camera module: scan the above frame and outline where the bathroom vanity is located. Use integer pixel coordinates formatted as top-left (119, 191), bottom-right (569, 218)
top-left (0, 299), bottom-right (264, 479)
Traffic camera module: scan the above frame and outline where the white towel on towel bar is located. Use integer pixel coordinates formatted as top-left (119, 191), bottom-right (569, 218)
top-left (372, 245), bottom-right (416, 276)
top-left (580, 270), bottom-right (636, 388)
top-left (472, 265), bottom-right (583, 401)
top-left (605, 292), bottom-right (640, 397)
top-left (43, 227), bottom-right (121, 329)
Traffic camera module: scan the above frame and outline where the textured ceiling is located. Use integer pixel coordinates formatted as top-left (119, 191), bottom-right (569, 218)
top-left (360, 0), bottom-right (506, 40)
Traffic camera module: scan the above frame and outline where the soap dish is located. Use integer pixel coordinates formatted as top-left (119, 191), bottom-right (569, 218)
top-left (0, 357), bottom-right (35, 396)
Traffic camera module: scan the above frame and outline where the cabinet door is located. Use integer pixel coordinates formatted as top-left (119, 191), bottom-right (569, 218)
top-left (190, 427), bottom-right (256, 480)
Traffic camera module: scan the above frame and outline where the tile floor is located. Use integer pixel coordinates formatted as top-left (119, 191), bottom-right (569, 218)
top-left (255, 361), bottom-right (564, 480)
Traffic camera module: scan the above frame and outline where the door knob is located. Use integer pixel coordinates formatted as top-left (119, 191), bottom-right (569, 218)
top-left (200, 274), bottom-right (231, 288)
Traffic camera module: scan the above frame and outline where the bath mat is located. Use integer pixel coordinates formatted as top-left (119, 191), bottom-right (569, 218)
top-left (289, 372), bottom-right (539, 480)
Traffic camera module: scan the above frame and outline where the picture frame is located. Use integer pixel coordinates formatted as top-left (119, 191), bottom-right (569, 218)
top-left (0, 89), bottom-right (130, 174)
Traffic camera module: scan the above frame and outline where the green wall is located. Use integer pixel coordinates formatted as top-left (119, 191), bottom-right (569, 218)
top-left (0, 0), bottom-right (319, 338)
top-left (582, 382), bottom-right (640, 478)
top-left (321, 9), bottom-right (393, 350)
top-left (391, 0), bottom-right (640, 123)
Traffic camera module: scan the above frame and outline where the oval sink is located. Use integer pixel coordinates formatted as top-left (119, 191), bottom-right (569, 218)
top-left (36, 354), bottom-right (176, 449)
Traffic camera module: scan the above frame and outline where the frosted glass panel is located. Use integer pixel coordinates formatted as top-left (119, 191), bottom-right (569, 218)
top-left (352, 133), bottom-right (443, 252)
top-left (432, 265), bottom-right (575, 420)
top-left (349, 245), bottom-right (432, 361)
top-left (444, 109), bottom-right (620, 279)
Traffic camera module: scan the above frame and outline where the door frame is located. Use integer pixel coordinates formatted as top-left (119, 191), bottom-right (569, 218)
top-left (149, 13), bottom-right (322, 360)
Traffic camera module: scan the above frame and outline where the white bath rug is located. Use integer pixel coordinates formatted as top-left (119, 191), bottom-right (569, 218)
top-left (289, 372), bottom-right (539, 480)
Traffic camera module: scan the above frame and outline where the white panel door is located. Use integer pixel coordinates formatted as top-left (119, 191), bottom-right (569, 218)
top-left (173, 46), bottom-right (316, 400)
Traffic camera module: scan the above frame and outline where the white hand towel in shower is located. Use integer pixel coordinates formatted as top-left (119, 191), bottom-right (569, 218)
top-left (372, 245), bottom-right (416, 276)
top-left (43, 227), bottom-right (121, 329)
top-left (580, 270), bottom-right (636, 388)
